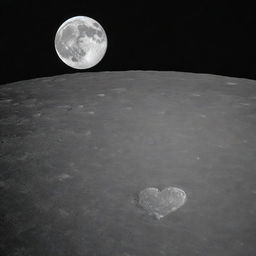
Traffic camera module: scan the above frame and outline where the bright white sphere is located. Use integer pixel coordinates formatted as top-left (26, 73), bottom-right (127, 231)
top-left (54, 16), bottom-right (107, 69)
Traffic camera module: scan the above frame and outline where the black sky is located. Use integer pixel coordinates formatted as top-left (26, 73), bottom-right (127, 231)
top-left (1, 1), bottom-right (255, 85)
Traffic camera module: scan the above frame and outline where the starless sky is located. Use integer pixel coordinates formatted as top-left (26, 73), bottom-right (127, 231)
top-left (1, 0), bottom-right (255, 85)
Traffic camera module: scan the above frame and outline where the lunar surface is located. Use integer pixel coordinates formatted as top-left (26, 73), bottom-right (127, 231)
top-left (54, 16), bottom-right (107, 69)
top-left (1, 71), bottom-right (256, 255)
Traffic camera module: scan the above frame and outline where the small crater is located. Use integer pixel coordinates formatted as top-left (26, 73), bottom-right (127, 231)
top-left (226, 81), bottom-right (237, 85)
top-left (33, 112), bottom-right (41, 117)
top-left (239, 102), bottom-right (250, 106)
top-left (124, 106), bottom-right (132, 111)
top-left (111, 87), bottom-right (127, 93)
top-left (85, 130), bottom-right (92, 136)
top-left (0, 99), bottom-right (12, 103)
top-left (57, 105), bottom-right (72, 111)
top-left (191, 93), bottom-right (201, 97)
top-left (69, 162), bottom-right (79, 172)
top-left (59, 208), bottom-right (70, 217)
top-left (57, 173), bottom-right (72, 181)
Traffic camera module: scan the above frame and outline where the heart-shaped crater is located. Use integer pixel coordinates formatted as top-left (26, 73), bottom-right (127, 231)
top-left (138, 186), bottom-right (187, 219)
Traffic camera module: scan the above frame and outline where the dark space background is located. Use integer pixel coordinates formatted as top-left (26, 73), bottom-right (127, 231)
top-left (1, 0), bottom-right (255, 85)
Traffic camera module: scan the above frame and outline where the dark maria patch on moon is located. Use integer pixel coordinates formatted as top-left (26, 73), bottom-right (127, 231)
top-left (61, 25), bottom-right (75, 42)
top-left (93, 22), bottom-right (99, 28)
top-left (78, 24), bottom-right (97, 38)
top-left (71, 56), bottom-right (78, 62)
top-left (55, 24), bottom-right (87, 60)
top-left (55, 26), bottom-right (75, 59)
top-left (97, 30), bottom-right (103, 37)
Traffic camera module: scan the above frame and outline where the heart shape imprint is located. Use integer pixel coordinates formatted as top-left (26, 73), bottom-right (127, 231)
top-left (138, 186), bottom-right (187, 219)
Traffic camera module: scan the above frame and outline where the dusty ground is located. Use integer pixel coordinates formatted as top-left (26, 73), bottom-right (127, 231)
top-left (1, 71), bottom-right (256, 256)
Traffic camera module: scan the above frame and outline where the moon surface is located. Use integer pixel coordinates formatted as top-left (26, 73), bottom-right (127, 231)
top-left (1, 71), bottom-right (256, 255)
top-left (54, 16), bottom-right (107, 69)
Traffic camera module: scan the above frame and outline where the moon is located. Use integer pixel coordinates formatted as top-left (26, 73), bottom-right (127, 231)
top-left (54, 16), bottom-right (107, 69)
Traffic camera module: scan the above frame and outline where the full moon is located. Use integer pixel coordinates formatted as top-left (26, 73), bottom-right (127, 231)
top-left (54, 16), bottom-right (107, 69)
